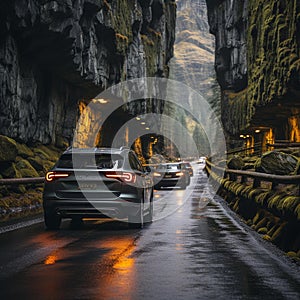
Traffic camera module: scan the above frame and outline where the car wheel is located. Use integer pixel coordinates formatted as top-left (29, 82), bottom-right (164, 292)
top-left (144, 192), bottom-right (153, 224)
top-left (128, 201), bottom-right (144, 229)
top-left (187, 176), bottom-right (191, 186)
top-left (44, 211), bottom-right (61, 230)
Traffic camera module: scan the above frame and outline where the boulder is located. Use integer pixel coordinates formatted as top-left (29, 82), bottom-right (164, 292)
top-left (227, 155), bottom-right (245, 170)
top-left (0, 135), bottom-right (18, 162)
top-left (292, 150), bottom-right (300, 157)
top-left (1, 162), bottom-right (22, 178)
top-left (255, 151), bottom-right (300, 175)
top-left (16, 143), bottom-right (34, 158)
top-left (27, 156), bottom-right (44, 172)
top-left (15, 159), bottom-right (39, 178)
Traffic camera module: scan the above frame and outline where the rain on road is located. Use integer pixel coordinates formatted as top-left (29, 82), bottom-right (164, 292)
top-left (0, 165), bottom-right (299, 300)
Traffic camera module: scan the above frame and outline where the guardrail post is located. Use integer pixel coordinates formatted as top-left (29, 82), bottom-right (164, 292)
top-left (253, 178), bottom-right (261, 188)
top-left (240, 175), bottom-right (246, 184)
top-left (271, 181), bottom-right (278, 190)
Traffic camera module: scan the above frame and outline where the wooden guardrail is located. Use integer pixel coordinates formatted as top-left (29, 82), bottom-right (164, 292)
top-left (267, 142), bottom-right (300, 148)
top-left (0, 177), bottom-right (44, 185)
top-left (205, 159), bottom-right (300, 195)
top-left (226, 142), bottom-right (262, 156)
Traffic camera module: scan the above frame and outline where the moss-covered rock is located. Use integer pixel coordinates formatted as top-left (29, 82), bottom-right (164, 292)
top-left (35, 145), bottom-right (60, 162)
top-left (15, 159), bottom-right (39, 178)
top-left (292, 150), bottom-right (300, 158)
top-left (28, 156), bottom-right (44, 171)
top-left (33, 148), bottom-right (50, 160)
top-left (0, 135), bottom-right (18, 162)
top-left (1, 162), bottom-right (22, 178)
top-left (16, 143), bottom-right (34, 158)
top-left (258, 227), bottom-right (268, 234)
top-left (227, 155), bottom-right (245, 170)
top-left (255, 151), bottom-right (299, 175)
top-left (27, 156), bottom-right (54, 174)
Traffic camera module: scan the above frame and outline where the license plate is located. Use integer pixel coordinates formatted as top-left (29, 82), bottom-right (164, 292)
top-left (79, 183), bottom-right (97, 190)
top-left (164, 175), bottom-right (172, 178)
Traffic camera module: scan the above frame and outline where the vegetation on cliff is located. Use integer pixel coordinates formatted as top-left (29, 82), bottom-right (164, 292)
top-left (206, 0), bottom-right (300, 141)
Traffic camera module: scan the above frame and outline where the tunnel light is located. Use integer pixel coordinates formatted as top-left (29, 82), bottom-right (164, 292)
top-left (255, 130), bottom-right (261, 133)
top-left (141, 122), bottom-right (146, 125)
top-left (145, 127), bottom-right (150, 130)
top-left (136, 117), bottom-right (141, 120)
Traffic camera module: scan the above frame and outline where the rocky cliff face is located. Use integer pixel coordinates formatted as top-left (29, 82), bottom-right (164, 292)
top-left (0, 0), bottom-right (176, 145)
top-left (206, 0), bottom-right (300, 142)
top-left (165, 0), bottom-right (220, 156)
top-left (170, 0), bottom-right (217, 101)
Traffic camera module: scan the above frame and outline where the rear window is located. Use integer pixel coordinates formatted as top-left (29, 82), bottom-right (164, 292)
top-left (157, 164), bottom-right (181, 171)
top-left (56, 154), bottom-right (124, 169)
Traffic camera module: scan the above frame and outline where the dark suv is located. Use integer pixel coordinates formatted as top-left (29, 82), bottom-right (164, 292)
top-left (43, 147), bottom-right (153, 229)
top-left (153, 162), bottom-right (191, 190)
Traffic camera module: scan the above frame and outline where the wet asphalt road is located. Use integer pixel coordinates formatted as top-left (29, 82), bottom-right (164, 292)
top-left (0, 165), bottom-right (299, 300)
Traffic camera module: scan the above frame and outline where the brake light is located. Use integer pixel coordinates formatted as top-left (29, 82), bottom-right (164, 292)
top-left (176, 172), bottom-right (184, 177)
top-left (45, 171), bottom-right (70, 182)
top-left (105, 172), bottom-right (136, 183)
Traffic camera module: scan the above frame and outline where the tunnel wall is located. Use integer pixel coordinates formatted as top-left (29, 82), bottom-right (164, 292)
top-left (0, 0), bottom-right (176, 146)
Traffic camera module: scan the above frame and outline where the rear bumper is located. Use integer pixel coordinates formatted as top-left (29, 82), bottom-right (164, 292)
top-left (43, 193), bottom-right (142, 219)
top-left (154, 177), bottom-right (183, 188)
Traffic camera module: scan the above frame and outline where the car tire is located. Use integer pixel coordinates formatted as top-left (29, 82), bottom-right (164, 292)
top-left (144, 193), bottom-right (153, 224)
top-left (44, 211), bottom-right (61, 230)
top-left (128, 201), bottom-right (144, 229)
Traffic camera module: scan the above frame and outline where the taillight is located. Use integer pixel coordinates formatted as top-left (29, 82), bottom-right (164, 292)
top-left (105, 172), bottom-right (136, 183)
top-left (45, 171), bottom-right (70, 182)
top-left (176, 172), bottom-right (184, 177)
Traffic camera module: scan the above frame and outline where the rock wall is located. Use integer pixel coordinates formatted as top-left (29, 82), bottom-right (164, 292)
top-left (206, 0), bottom-right (300, 140)
top-left (164, 0), bottom-right (220, 156)
top-left (0, 0), bottom-right (176, 145)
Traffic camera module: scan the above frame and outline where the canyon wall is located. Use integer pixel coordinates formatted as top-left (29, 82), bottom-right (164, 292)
top-left (0, 0), bottom-right (176, 146)
top-left (165, 0), bottom-right (220, 156)
top-left (206, 0), bottom-right (300, 142)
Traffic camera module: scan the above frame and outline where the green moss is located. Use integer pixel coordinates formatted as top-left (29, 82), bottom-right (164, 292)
top-left (255, 216), bottom-right (268, 229)
top-left (278, 196), bottom-right (300, 212)
top-left (0, 135), bottom-right (18, 162)
top-left (223, 0), bottom-right (300, 134)
top-left (295, 204), bottom-right (300, 220)
top-left (1, 162), bottom-right (22, 178)
top-left (0, 189), bottom-right (43, 222)
top-left (15, 159), bottom-right (39, 178)
top-left (35, 145), bottom-right (60, 162)
top-left (109, 0), bottom-right (135, 55)
top-left (141, 33), bottom-right (161, 77)
top-left (271, 223), bottom-right (286, 242)
top-left (33, 148), bottom-right (50, 160)
top-left (28, 156), bottom-right (44, 172)
top-left (258, 227), bottom-right (268, 234)
top-left (263, 234), bottom-right (272, 241)
top-left (16, 143), bottom-right (34, 158)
